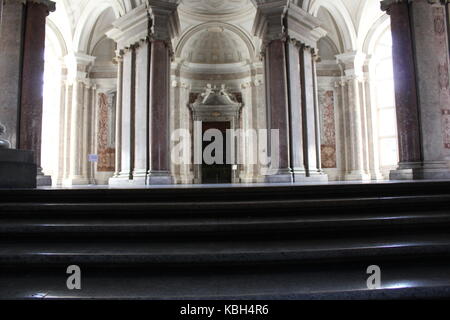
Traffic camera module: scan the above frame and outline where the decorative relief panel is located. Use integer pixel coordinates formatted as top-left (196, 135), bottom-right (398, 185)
top-left (97, 93), bottom-right (116, 172)
top-left (319, 90), bottom-right (337, 168)
top-left (442, 109), bottom-right (450, 149)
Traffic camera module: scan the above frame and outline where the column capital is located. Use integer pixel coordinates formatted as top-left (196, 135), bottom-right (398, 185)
top-left (107, 1), bottom-right (180, 52)
top-left (253, 0), bottom-right (326, 49)
top-left (16, 0), bottom-right (56, 12)
top-left (336, 51), bottom-right (367, 78)
top-left (63, 53), bottom-right (96, 82)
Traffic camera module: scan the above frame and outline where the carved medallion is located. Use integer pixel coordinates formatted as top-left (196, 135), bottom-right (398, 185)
top-left (439, 62), bottom-right (449, 90)
top-left (434, 7), bottom-right (445, 36)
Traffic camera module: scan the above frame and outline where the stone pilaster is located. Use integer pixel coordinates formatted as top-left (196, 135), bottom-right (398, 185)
top-left (337, 52), bottom-right (371, 181)
top-left (239, 67), bottom-right (265, 183)
top-left (253, 0), bottom-right (328, 182)
top-left (170, 73), bottom-right (193, 184)
top-left (382, 0), bottom-right (450, 179)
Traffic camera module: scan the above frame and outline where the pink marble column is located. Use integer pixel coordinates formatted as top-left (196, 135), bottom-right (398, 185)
top-left (147, 40), bottom-right (172, 184)
top-left (383, 0), bottom-right (450, 179)
top-left (19, 1), bottom-right (54, 185)
top-left (264, 39), bottom-right (293, 182)
top-left (383, 0), bottom-right (422, 166)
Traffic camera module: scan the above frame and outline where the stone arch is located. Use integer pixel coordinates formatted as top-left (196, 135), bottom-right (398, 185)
top-left (362, 15), bottom-right (391, 55)
top-left (308, 0), bottom-right (357, 51)
top-left (73, 1), bottom-right (121, 53)
top-left (175, 22), bottom-right (256, 62)
top-left (46, 19), bottom-right (68, 57)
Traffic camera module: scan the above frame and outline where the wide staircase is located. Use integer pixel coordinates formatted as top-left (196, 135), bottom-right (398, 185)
top-left (1, 181), bottom-right (450, 299)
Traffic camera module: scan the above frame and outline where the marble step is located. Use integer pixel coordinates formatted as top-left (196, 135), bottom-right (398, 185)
top-left (1, 211), bottom-right (450, 239)
top-left (2, 181), bottom-right (450, 204)
top-left (2, 261), bottom-right (450, 299)
top-left (1, 233), bottom-right (450, 267)
top-left (1, 195), bottom-right (449, 218)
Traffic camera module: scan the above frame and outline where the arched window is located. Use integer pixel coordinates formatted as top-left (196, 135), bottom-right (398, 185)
top-left (372, 29), bottom-right (398, 169)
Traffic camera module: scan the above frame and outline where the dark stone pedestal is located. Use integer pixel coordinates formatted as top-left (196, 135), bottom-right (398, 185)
top-left (0, 149), bottom-right (37, 188)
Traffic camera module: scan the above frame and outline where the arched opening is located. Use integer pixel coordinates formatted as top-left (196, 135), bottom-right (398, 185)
top-left (172, 21), bottom-right (262, 184)
top-left (371, 28), bottom-right (398, 175)
top-left (42, 26), bottom-right (64, 185)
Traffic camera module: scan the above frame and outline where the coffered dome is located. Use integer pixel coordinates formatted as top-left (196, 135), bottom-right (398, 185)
top-left (180, 27), bottom-right (251, 64)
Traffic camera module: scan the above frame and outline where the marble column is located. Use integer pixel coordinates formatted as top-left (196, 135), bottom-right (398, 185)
top-left (382, 0), bottom-right (450, 179)
top-left (286, 40), bottom-right (306, 181)
top-left (337, 52), bottom-right (371, 180)
top-left (62, 53), bottom-right (96, 186)
top-left (0, 0), bottom-right (25, 149)
top-left (253, 0), bottom-right (328, 183)
top-left (133, 41), bottom-right (150, 184)
top-left (300, 45), bottom-right (327, 181)
top-left (116, 48), bottom-right (135, 183)
top-left (147, 39), bottom-right (172, 184)
top-left (0, 0), bottom-right (55, 187)
top-left (112, 56), bottom-right (123, 179)
top-left (264, 39), bottom-right (293, 182)
top-left (107, 1), bottom-right (179, 185)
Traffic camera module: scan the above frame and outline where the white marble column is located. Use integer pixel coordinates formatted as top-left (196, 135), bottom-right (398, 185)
top-left (365, 58), bottom-right (385, 180)
top-left (133, 40), bottom-right (150, 184)
top-left (112, 56), bottom-right (123, 179)
top-left (286, 40), bottom-right (306, 180)
top-left (116, 48), bottom-right (135, 183)
top-left (62, 53), bottom-right (96, 186)
top-left (337, 52), bottom-right (371, 181)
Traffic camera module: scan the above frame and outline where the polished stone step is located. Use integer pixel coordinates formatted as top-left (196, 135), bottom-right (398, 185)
top-left (2, 261), bottom-right (450, 299)
top-left (1, 181), bottom-right (450, 299)
top-left (2, 180), bottom-right (450, 203)
top-left (1, 195), bottom-right (450, 218)
top-left (1, 211), bottom-right (450, 239)
top-left (1, 233), bottom-right (450, 267)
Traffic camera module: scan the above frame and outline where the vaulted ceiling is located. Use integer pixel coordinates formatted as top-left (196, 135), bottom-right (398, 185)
top-left (47, 0), bottom-right (388, 60)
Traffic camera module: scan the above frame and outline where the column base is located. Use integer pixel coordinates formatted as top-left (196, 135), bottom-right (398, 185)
top-left (390, 161), bottom-right (450, 180)
top-left (265, 169), bottom-right (293, 183)
top-left (305, 172), bottom-right (329, 182)
top-left (147, 171), bottom-right (173, 185)
top-left (109, 175), bottom-right (132, 186)
top-left (345, 170), bottom-right (371, 181)
top-left (37, 174), bottom-right (52, 187)
top-left (131, 170), bottom-right (148, 186)
top-left (0, 149), bottom-right (37, 189)
top-left (369, 170), bottom-right (385, 181)
top-left (62, 176), bottom-right (91, 186)
top-left (292, 168), bottom-right (306, 183)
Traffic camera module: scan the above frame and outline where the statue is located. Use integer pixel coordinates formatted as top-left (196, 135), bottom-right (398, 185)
top-left (0, 122), bottom-right (11, 149)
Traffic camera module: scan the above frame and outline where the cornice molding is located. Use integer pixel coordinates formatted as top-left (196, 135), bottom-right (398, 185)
top-left (252, 0), bottom-right (326, 51)
top-left (15, 0), bottom-right (56, 12)
top-left (381, 0), bottom-right (450, 14)
top-left (107, 1), bottom-right (180, 52)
